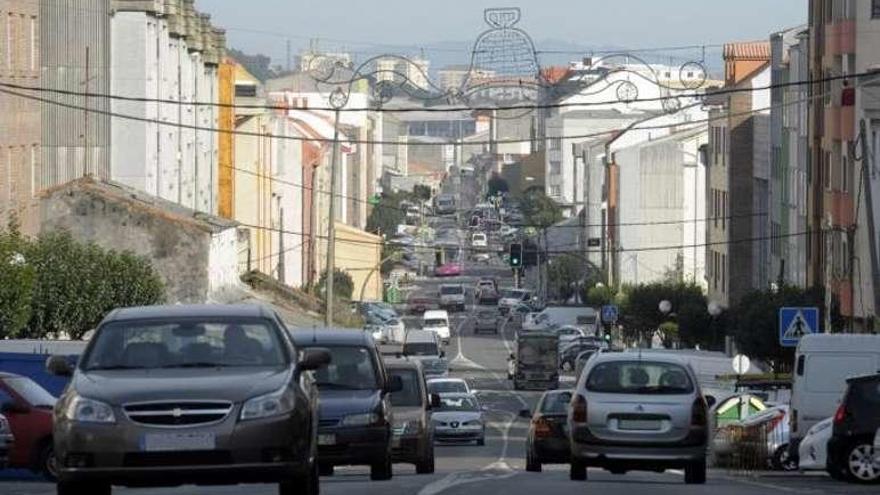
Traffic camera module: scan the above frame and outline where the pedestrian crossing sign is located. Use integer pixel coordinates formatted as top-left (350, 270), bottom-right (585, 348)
top-left (779, 307), bottom-right (819, 347)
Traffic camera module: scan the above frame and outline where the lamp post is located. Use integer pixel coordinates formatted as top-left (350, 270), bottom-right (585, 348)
top-left (325, 87), bottom-right (348, 327)
top-left (708, 300), bottom-right (723, 351)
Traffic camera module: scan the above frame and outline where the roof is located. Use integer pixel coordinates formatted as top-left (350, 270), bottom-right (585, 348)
top-left (723, 41), bottom-right (771, 60)
top-left (289, 329), bottom-right (372, 346)
top-left (404, 330), bottom-right (438, 343)
top-left (106, 304), bottom-right (274, 322)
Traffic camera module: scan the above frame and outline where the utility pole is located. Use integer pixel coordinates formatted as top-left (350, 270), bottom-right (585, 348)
top-left (277, 200), bottom-right (286, 285)
top-left (858, 119), bottom-right (880, 331)
top-left (325, 88), bottom-right (346, 327)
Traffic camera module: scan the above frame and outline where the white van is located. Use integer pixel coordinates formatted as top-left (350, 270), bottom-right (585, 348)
top-left (422, 310), bottom-right (451, 343)
top-left (790, 334), bottom-right (880, 451)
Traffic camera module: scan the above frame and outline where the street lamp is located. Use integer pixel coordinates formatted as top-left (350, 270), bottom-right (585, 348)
top-left (659, 299), bottom-right (672, 315)
top-left (708, 301), bottom-right (723, 351)
top-left (324, 86), bottom-right (348, 327)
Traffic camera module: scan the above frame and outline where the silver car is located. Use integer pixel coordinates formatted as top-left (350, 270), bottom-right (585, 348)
top-left (568, 352), bottom-right (710, 484)
top-left (432, 393), bottom-right (486, 445)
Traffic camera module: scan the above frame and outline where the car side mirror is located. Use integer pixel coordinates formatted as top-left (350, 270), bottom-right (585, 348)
top-left (299, 348), bottom-right (332, 371)
top-left (386, 375), bottom-right (404, 394)
top-left (46, 355), bottom-right (73, 377)
top-left (519, 408), bottom-right (531, 419)
top-left (705, 395), bottom-right (717, 409)
top-left (429, 393), bottom-right (442, 410)
top-left (440, 350), bottom-right (446, 359)
top-left (1, 401), bottom-right (31, 415)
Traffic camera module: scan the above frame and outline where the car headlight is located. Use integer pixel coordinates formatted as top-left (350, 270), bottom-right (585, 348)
top-left (65, 397), bottom-right (116, 424)
top-left (341, 412), bottom-right (381, 427)
top-left (240, 386), bottom-right (296, 421)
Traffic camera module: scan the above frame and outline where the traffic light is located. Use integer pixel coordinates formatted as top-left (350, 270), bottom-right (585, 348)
top-left (509, 243), bottom-right (523, 267)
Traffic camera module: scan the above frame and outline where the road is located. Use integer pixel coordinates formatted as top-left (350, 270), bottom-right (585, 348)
top-left (4, 293), bottom-right (873, 495)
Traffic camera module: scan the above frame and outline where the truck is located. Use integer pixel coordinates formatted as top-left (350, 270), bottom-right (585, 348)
top-left (513, 331), bottom-right (559, 391)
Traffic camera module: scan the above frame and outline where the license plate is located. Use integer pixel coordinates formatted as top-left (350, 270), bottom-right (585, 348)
top-left (618, 419), bottom-right (662, 431)
top-left (142, 432), bottom-right (215, 452)
top-left (318, 434), bottom-right (336, 446)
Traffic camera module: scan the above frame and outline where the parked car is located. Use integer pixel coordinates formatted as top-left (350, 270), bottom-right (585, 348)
top-left (798, 417), bottom-right (833, 472)
top-left (290, 329), bottom-right (402, 481)
top-left (385, 359), bottom-right (440, 474)
top-left (738, 405), bottom-right (796, 471)
top-left (474, 309), bottom-right (500, 335)
top-left (524, 390), bottom-right (573, 472)
top-left (439, 284), bottom-right (466, 312)
top-left (568, 353), bottom-right (711, 484)
top-left (422, 310), bottom-right (452, 343)
top-left (426, 378), bottom-right (471, 396)
top-left (402, 330), bottom-right (448, 378)
top-left (790, 334), bottom-right (880, 462)
top-left (827, 373), bottom-right (880, 483)
top-left (0, 373), bottom-right (57, 479)
top-left (48, 304), bottom-right (330, 495)
top-left (432, 393), bottom-right (486, 445)
top-left (471, 233), bottom-right (488, 248)
top-left (0, 413), bottom-right (12, 469)
top-left (434, 262), bottom-right (463, 277)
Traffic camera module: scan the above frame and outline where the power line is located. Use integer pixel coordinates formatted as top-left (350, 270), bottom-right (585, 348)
top-left (1, 69), bottom-right (871, 115)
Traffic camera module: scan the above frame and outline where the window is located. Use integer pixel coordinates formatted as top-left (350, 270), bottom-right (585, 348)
top-left (550, 160), bottom-right (561, 175)
top-left (29, 16), bottom-right (36, 72)
top-left (721, 254), bottom-right (727, 292)
top-left (234, 84), bottom-right (257, 97)
top-left (6, 13), bottom-right (14, 70)
top-left (549, 138), bottom-right (562, 151)
top-left (721, 191), bottom-right (727, 230)
top-left (873, 0), bottom-right (880, 18)
top-left (550, 185), bottom-right (562, 197)
top-left (824, 152), bottom-right (832, 190)
top-left (842, 155), bottom-right (850, 193)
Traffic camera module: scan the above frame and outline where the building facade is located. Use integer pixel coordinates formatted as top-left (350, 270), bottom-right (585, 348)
top-left (0, 0), bottom-right (40, 234)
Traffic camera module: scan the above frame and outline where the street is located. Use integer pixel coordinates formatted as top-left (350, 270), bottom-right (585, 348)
top-left (1, 301), bottom-right (872, 495)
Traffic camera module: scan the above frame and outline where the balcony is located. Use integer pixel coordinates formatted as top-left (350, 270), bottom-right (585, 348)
top-left (825, 20), bottom-right (856, 57)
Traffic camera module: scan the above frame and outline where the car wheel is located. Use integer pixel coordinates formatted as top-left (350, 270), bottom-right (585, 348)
top-left (319, 464), bottom-right (334, 476)
top-left (684, 459), bottom-right (707, 484)
top-left (570, 459), bottom-right (588, 481)
top-left (416, 445), bottom-right (435, 474)
top-left (282, 460), bottom-right (319, 495)
top-left (58, 481), bottom-right (111, 495)
top-left (525, 450), bottom-right (542, 472)
top-left (370, 456), bottom-right (393, 481)
top-left (477, 434), bottom-right (486, 447)
top-left (845, 442), bottom-right (880, 483)
top-left (772, 444), bottom-right (798, 472)
top-left (39, 442), bottom-right (58, 481)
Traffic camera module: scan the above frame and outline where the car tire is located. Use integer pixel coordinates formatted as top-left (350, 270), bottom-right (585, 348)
top-left (39, 442), bottom-right (58, 481)
top-left (370, 456), bottom-right (393, 481)
top-left (684, 460), bottom-right (707, 484)
top-left (416, 446), bottom-right (435, 474)
top-left (772, 444), bottom-right (798, 472)
top-left (570, 459), bottom-right (588, 481)
top-left (58, 481), bottom-right (111, 495)
top-left (525, 450), bottom-right (542, 473)
top-left (477, 435), bottom-right (486, 447)
top-left (319, 464), bottom-right (334, 477)
top-left (282, 460), bottom-right (319, 495)
top-left (845, 441), bottom-right (880, 483)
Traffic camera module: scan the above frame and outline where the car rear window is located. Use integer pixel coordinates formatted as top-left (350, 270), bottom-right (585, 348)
top-left (428, 380), bottom-right (467, 394)
top-left (540, 391), bottom-right (572, 414)
top-left (403, 342), bottom-right (439, 356)
top-left (424, 319), bottom-right (447, 327)
top-left (390, 369), bottom-right (422, 407)
top-left (849, 379), bottom-right (880, 406)
top-left (585, 361), bottom-right (694, 395)
top-left (441, 286), bottom-right (463, 295)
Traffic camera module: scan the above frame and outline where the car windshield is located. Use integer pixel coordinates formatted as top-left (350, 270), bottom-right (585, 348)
top-left (4, 377), bottom-right (56, 407)
top-left (519, 339), bottom-right (558, 367)
top-left (428, 380), bottom-right (468, 394)
top-left (540, 391), bottom-right (572, 414)
top-left (424, 319), bottom-right (447, 327)
top-left (586, 361), bottom-right (695, 395)
top-left (440, 286), bottom-right (463, 295)
top-left (437, 396), bottom-right (479, 412)
top-left (403, 342), bottom-right (439, 356)
top-left (82, 319), bottom-right (288, 370)
top-left (312, 346), bottom-right (380, 390)
top-left (390, 369), bottom-right (422, 407)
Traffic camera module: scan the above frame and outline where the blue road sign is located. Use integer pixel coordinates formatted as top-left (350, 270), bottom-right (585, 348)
top-left (779, 307), bottom-right (820, 347)
top-left (601, 305), bottom-right (619, 325)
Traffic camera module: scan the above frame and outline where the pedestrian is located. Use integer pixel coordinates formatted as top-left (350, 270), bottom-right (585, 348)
top-left (507, 353), bottom-right (516, 380)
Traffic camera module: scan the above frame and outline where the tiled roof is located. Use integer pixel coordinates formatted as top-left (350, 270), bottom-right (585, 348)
top-left (723, 41), bottom-right (771, 61)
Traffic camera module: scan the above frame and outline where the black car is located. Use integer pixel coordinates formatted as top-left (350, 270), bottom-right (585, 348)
top-left (474, 309), bottom-right (499, 335)
top-left (384, 358), bottom-right (440, 474)
top-left (523, 390), bottom-right (573, 472)
top-left (48, 304), bottom-right (330, 495)
top-left (290, 330), bottom-right (403, 481)
top-left (827, 373), bottom-right (880, 484)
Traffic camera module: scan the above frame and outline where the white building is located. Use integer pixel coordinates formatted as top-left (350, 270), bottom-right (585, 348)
top-left (109, 0), bottom-right (225, 214)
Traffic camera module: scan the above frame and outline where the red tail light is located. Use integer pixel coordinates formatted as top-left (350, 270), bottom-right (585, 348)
top-left (833, 403), bottom-right (847, 425)
top-left (533, 418), bottom-right (553, 438)
top-left (572, 395), bottom-right (588, 423)
top-left (691, 397), bottom-right (708, 427)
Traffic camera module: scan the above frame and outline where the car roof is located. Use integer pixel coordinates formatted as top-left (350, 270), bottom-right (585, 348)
top-left (105, 304), bottom-right (274, 322)
top-left (289, 329), bottom-right (373, 346)
top-left (427, 377), bottom-right (466, 383)
top-left (437, 392), bottom-right (477, 400)
top-left (404, 330), bottom-right (438, 343)
top-left (384, 358), bottom-right (423, 371)
top-left (596, 350), bottom-right (690, 366)
top-left (423, 310), bottom-right (449, 318)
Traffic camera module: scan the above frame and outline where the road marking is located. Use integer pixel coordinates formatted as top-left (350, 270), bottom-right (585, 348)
top-left (450, 312), bottom-right (487, 371)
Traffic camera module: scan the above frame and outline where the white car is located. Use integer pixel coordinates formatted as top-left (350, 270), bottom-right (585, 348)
top-left (432, 393), bottom-right (486, 445)
top-left (471, 233), bottom-right (488, 248)
top-left (555, 325), bottom-right (586, 352)
top-left (427, 378), bottom-right (471, 395)
top-left (798, 417), bottom-right (833, 471)
top-left (423, 310), bottom-right (451, 342)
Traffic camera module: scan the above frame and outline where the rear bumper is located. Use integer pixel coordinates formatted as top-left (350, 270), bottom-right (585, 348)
top-left (571, 427), bottom-right (707, 468)
top-left (533, 438), bottom-right (570, 463)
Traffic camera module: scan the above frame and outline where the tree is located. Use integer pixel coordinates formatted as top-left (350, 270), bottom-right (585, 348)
top-left (228, 48), bottom-right (277, 82)
top-left (619, 282), bottom-right (710, 349)
top-left (317, 268), bottom-right (355, 302)
top-left (547, 254), bottom-right (589, 302)
top-left (487, 174), bottom-right (509, 197)
top-left (0, 227), bottom-right (35, 339)
top-left (729, 285), bottom-right (825, 373)
top-left (366, 190), bottom-right (411, 236)
top-left (521, 189), bottom-right (563, 229)
top-left (412, 184), bottom-right (432, 202)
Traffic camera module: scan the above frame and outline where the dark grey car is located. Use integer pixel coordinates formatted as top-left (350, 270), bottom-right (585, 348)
top-left (48, 305), bottom-right (330, 495)
top-left (385, 358), bottom-right (440, 473)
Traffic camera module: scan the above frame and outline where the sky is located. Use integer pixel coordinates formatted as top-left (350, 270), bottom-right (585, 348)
top-left (201, 0), bottom-right (806, 68)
